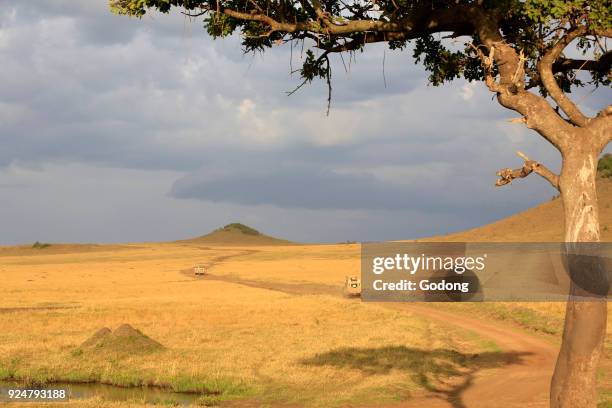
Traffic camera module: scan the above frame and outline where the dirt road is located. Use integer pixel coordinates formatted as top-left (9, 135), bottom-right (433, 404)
top-left (186, 249), bottom-right (558, 408)
top-left (390, 304), bottom-right (557, 408)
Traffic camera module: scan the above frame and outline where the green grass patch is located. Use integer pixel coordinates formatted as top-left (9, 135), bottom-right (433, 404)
top-left (0, 359), bottom-right (252, 402)
top-left (598, 390), bottom-right (612, 408)
top-left (599, 154), bottom-right (612, 178)
top-left (454, 304), bottom-right (562, 336)
top-left (149, 398), bottom-right (180, 407)
top-left (221, 223), bottom-right (260, 235)
top-left (454, 326), bottom-right (501, 353)
top-left (167, 374), bottom-right (252, 396)
top-left (0, 366), bottom-right (17, 381)
top-left (32, 241), bottom-right (52, 249)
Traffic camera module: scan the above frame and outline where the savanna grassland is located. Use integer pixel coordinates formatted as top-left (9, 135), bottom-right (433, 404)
top-left (0, 242), bottom-right (500, 407)
top-left (0, 178), bottom-right (611, 407)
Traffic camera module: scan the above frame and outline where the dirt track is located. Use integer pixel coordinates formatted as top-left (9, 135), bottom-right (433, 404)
top-left (186, 249), bottom-right (558, 408)
top-left (390, 304), bottom-right (556, 408)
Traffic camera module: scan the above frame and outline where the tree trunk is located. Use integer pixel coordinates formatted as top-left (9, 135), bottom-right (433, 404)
top-left (550, 147), bottom-right (607, 408)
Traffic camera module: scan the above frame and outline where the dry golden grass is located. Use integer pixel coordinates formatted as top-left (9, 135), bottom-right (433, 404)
top-left (2, 398), bottom-right (160, 408)
top-left (0, 243), bottom-right (493, 407)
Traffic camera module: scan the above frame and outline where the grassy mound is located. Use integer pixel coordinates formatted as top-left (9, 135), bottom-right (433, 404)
top-left (180, 222), bottom-right (292, 246)
top-left (79, 324), bottom-right (164, 355)
top-left (31, 241), bottom-right (51, 249)
top-left (80, 327), bottom-right (112, 348)
top-left (219, 223), bottom-right (261, 235)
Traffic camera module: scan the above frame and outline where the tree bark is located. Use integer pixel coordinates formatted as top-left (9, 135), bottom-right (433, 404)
top-left (550, 146), bottom-right (607, 408)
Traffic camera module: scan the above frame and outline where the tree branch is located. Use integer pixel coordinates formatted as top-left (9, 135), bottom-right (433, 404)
top-left (524, 52), bottom-right (611, 90)
top-left (590, 105), bottom-right (612, 148)
top-left (321, 32), bottom-right (408, 53)
top-left (310, 0), bottom-right (334, 29)
top-left (219, 3), bottom-right (475, 38)
top-left (537, 27), bottom-right (590, 127)
top-left (472, 15), bottom-right (574, 150)
top-left (554, 51), bottom-right (612, 75)
top-left (496, 151), bottom-right (560, 191)
top-left (467, 42), bottom-right (503, 93)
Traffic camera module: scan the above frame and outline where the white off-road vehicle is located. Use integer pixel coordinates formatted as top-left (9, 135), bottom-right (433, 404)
top-left (193, 264), bottom-right (207, 276)
top-left (344, 275), bottom-right (361, 297)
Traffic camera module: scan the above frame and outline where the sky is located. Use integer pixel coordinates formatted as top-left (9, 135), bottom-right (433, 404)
top-left (0, 1), bottom-right (610, 244)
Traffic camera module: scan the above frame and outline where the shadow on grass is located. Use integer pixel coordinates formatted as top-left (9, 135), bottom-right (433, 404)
top-left (300, 346), bottom-right (531, 408)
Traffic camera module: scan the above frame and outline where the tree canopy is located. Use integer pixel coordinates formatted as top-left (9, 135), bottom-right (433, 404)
top-left (110, 0), bottom-right (609, 101)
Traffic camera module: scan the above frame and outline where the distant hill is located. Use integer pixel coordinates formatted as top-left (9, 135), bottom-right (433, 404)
top-left (0, 243), bottom-right (135, 257)
top-left (427, 177), bottom-right (612, 242)
top-left (180, 223), bottom-right (292, 246)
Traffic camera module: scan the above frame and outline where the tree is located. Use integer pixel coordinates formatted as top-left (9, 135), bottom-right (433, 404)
top-left (110, 0), bottom-right (611, 406)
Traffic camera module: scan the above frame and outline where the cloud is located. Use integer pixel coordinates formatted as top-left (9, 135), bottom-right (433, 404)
top-left (0, 161), bottom-right (499, 244)
top-left (170, 166), bottom-right (492, 214)
top-left (171, 166), bottom-right (423, 211)
top-left (0, 5), bottom-right (422, 172)
top-left (460, 83), bottom-right (475, 101)
top-left (0, 0), bottom-right (596, 244)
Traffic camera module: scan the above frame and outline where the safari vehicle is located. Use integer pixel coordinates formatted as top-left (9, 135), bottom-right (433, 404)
top-left (344, 275), bottom-right (361, 297)
top-left (193, 264), bottom-right (207, 276)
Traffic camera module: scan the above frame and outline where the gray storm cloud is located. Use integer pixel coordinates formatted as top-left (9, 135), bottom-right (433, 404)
top-left (0, 1), bottom-right (608, 244)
